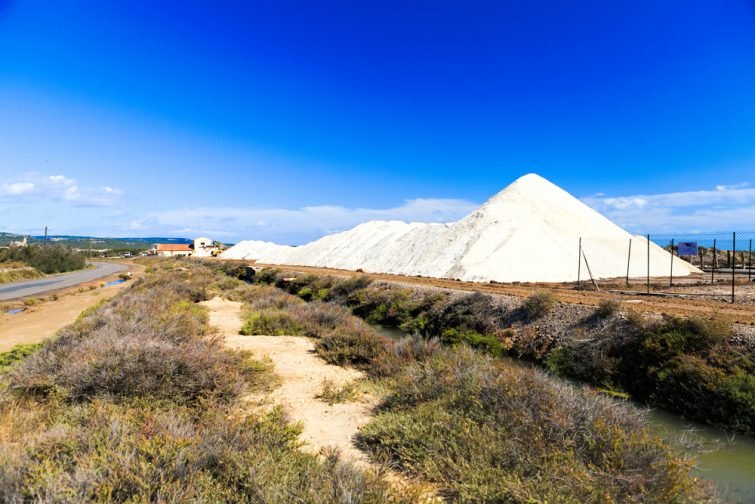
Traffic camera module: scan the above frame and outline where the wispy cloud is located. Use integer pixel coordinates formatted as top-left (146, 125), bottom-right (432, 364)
top-left (127, 197), bottom-right (477, 244)
top-left (582, 182), bottom-right (755, 232)
top-left (0, 173), bottom-right (123, 207)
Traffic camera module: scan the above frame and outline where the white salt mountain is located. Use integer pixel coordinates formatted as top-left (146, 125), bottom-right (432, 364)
top-left (223, 174), bottom-right (700, 283)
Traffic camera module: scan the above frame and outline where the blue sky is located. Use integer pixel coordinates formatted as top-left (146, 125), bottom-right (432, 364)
top-left (1, 1), bottom-right (754, 243)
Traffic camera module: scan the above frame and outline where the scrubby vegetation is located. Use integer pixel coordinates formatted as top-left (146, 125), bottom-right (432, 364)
top-left (0, 262), bottom-right (44, 284)
top-left (595, 298), bottom-right (622, 318)
top-left (317, 378), bottom-right (359, 405)
top-left (521, 289), bottom-right (556, 319)
top-left (0, 262), bottom-right (399, 502)
top-left (546, 316), bottom-right (755, 434)
top-left (0, 259), bottom-right (729, 501)
top-left (359, 347), bottom-right (714, 502)
top-left (232, 265), bottom-right (717, 501)
top-left (0, 343), bottom-right (42, 371)
top-left (0, 244), bottom-right (86, 274)
top-left (248, 266), bottom-right (754, 435)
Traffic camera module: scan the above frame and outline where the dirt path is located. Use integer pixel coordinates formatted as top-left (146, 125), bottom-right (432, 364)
top-left (201, 297), bottom-right (377, 467)
top-left (0, 262), bottom-right (144, 353)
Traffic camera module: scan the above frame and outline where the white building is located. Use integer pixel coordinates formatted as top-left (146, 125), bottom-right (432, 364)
top-left (192, 237), bottom-right (221, 257)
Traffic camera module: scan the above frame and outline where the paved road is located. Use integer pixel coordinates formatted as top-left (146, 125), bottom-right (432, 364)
top-left (0, 262), bottom-right (128, 301)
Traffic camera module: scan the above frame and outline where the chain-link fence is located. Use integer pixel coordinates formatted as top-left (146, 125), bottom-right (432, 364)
top-left (576, 230), bottom-right (755, 303)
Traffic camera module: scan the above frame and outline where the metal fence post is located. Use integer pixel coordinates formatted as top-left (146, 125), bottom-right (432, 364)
top-left (712, 239), bottom-right (717, 284)
top-left (749, 239), bottom-right (752, 283)
top-left (577, 237), bottom-right (582, 290)
top-left (626, 238), bottom-right (632, 287)
top-left (732, 232), bottom-right (736, 304)
top-left (669, 238), bottom-right (674, 287)
top-left (647, 234), bottom-right (651, 294)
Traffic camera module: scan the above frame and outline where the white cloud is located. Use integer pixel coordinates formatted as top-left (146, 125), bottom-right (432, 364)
top-left (582, 182), bottom-right (755, 232)
top-left (0, 173), bottom-right (123, 207)
top-left (127, 197), bottom-right (477, 244)
top-left (2, 182), bottom-right (35, 195)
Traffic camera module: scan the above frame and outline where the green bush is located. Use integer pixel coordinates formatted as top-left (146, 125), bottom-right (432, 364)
top-left (22, 297), bottom-right (38, 307)
top-left (547, 315), bottom-right (754, 433)
top-left (0, 343), bottom-right (42, 371)
top-left (296, 286), bottom-right (330, 302)
top-left (423, 292), bottom-right (502, 337)
top-left (329, 275), bottom-right (372, 302)
top-left (240, 309), bottom-right (304, 336)
top-left (440, 327), bottom-right (507, 357)
top-left (0, 244), bottom-right (86, 274)
top-left (251, 267), bottom-right (284, 286)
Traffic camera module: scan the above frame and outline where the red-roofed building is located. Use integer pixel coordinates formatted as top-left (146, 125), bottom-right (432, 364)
top-left (154, 243), bottom-right (192, 257)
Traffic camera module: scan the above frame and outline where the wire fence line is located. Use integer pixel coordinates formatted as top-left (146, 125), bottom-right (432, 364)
top-left (576, 230), bottom-right (755, 303)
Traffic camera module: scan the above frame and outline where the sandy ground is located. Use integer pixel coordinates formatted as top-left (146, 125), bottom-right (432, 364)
top-left (201, 296), bottom-right (378, 467)
top-left (0, 261), bottom-right (144, 353)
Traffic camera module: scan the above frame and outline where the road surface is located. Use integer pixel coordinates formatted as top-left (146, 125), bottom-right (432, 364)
top-left (0, 262), bottom-right (128, 301)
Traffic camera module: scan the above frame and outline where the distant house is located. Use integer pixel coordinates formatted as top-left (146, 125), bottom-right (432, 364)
top-left (194, 237), bottom-right (212, 250)
top-left (192, 236), bottom-right (225, 257)
top-left (192, 237), bottom-right (213, 257)
top-left (154, 243), bottom-right (192, 257)
top-left (9, 237), bottom-right (28, 248)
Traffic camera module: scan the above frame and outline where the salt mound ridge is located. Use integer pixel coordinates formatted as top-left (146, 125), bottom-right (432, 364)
top-left (223, 174), bottom-right (700, 283)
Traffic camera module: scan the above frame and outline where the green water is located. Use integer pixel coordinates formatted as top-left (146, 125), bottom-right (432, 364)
top-left (647, 409), bottom-right (755, 502)
top-left (375, 325), bottom-right (409, 339)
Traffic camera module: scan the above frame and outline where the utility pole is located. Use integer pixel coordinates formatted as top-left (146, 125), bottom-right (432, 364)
top-left (732, 232), bottom-right (736, 304)
top-left (646, 234), bottom-right (650, 294)
top-left (625, 238), bottom-right (632, 287)
top-left (577, 237), bottom-right (582, 290)
top-left (44, 226), bottom-right (48, 248)
top-left (669, 238), bottom-right (674, 287)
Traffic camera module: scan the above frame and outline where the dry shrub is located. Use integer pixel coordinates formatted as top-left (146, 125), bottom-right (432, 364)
top-left (360, 346), bottom-right (715, 502)
top-left (0, 260), bottom-right (402, 503)
top-left (315, 325), bottom-right (392, 371)
top-left (292, 302), bottom-right (354, 337)
top-left (329, 275), bottom-right (372, 301)
top-left (241, 285), bottom-right (304, 310)
top-left (521, 290), bottom-right (556, 320)
top-left (0, 402), bottom-right (398, 503)
top-left (317, 379), bottom-right (359, 405)
top-left (596, 298), bottom-right (621, 318)
top-left (509, 325), bottom-right (555, 360)
top-left (9, 270), bottom-right (246, 404)
top-left (425, 292), bottom-right (504, 337)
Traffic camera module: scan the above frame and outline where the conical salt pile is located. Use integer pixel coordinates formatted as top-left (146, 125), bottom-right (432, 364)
top-left (223, 174), bottom-right (700, 282)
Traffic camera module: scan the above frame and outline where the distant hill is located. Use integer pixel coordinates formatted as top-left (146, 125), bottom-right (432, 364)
top-left (0, 232), bottom-right (192, 250)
